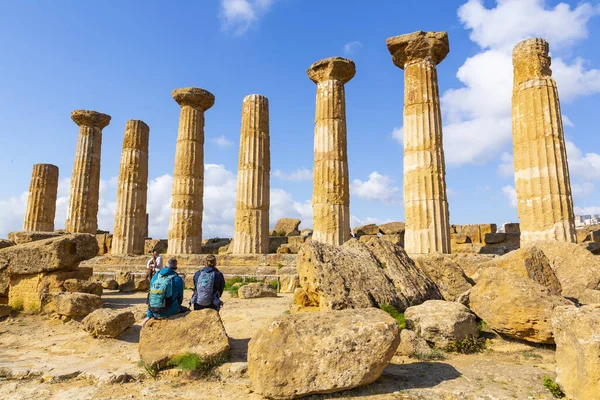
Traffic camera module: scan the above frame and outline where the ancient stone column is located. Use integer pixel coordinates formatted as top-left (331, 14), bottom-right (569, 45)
top-left (65, 110), bottom-right (111, 233)
top-left (232, 95), bottom-right (270, 254)
top-left (23, 164), bottom-right (59, 232)
top-left (111, 120), bottom-right (149, 255)
top-left (168, 88), bottom-right (215, 254)
top-left (307, 57), bottom-right (355, 246)
top-left (387, 31), bottom-right (451, 254)
top-left (512, 38), bottom-right (576, 243)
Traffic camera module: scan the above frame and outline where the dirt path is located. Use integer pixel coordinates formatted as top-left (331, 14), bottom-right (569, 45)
top-left (0, 290), bottom-right (558, 400)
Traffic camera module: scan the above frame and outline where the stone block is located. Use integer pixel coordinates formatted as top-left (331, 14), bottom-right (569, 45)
top-left (7, 231), bottom-right (63, 245)
top-left (484, 232), bottom-right (506, 244)
top-left (269, 236), bottom-right (288, 254)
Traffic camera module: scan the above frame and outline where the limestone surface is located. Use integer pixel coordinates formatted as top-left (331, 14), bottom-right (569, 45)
top-left (82, 308), bottom-right (135, 338)
top-left (411, 254), bottom-right (473, 302)
top-left (63, 279), bottom-right (103, 297)
top-left (232, 95), bottom-right (270, 254)
top-left (353, 224), bottom-right (380, 237)
top-left (66, 110), bottom-right (111, 234)
top-left (469, 267), bottom-right (572, 343)
top-left (395, 329), bottom-right (433, 357)
top-left (512, 38), bottom-right (576, 243)
top-left (272, 218), bottom-right (301, 237)
top-left (112, 120), bottom-right (149, 255)
top-left (405, 300), bottom-right (478, 348)
top-left (378, 221), bottom-right (405, 235)
top-left (308, 57), bottom-right (355, 246)
top-left (552, 305), bottom-right (600, 400)
top-left (7, 231), bottom-right (62, 245)
top-left (238, 283), bottom-right (277, 299)
top-left (168, 88), bottom-right (215, 254)
top-left (52, 292), bottom-right (103, 319)
top-left (139, 309), bottom-right (230, 368)
top-left (387, 31), bottom-right (451, 254)
top-left (23, 164), bottom-right (59, 232)
top-left (247, 308), bottom-right (400, 399)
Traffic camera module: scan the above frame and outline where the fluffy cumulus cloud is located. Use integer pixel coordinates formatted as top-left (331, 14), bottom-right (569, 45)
top-left (209, 135), bottom-right (234, 148)
top-left (502, 185), bottom-right (517, 208)
top-left (270, 188), bottom-right (312, 229)
top-left (497, 152), bottom-right (514, 178)
top-left (566, 140), bottom-right (600, 181)
top-left (391, 126), bottom-right (403, 145)
top-left (219, 0), bottom-right (277, 35)
top-left (575, 206), bottom-right (600, 215)
top-left (437, 0), bottom-right (600, 166)
top-left (273, 168), bottom-right (313, 181)
top-left (343, 41), bottom-right (362, 56)
top-left (351, 172), bottom-right (402, 204)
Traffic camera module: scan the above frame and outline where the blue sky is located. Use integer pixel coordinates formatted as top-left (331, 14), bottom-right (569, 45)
top-left (1, 0), bottom-right (599, 239)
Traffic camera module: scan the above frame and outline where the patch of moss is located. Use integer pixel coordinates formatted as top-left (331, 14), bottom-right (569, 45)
top-left (167, 353), bottom-right (228, 375)
top-left (379, 304), bottom-right (406, 330)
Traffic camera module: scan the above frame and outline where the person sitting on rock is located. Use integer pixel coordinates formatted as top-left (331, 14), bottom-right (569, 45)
top-left (142, 257), bottom-right (186, 327)
top-left (190, 255), bottom-right (225, 311)
top-left (146, 250), bottom-right (163, 280)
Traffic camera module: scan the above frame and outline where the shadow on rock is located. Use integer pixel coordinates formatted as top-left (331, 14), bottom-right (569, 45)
top-left (228, 337), bottom-right (250, 362)
top-left (116, 324), bottom-right (141, 344)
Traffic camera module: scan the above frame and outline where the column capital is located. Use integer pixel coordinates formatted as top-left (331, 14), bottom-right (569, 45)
top-left (513, 38), bottom-right (552, 84)
top-left (71, 110), bottom-right (111, 128)
top-left (172, 87), bottom-right (215, 111)
top-left (386, 31), bottom-right (449, 69)
top-left (307, 57), bottom-right (355, 84)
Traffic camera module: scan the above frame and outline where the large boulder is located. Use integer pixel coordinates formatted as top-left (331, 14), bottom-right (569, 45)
top-left (116, 272), bottom-right (135, 292)
top-left (7, 231), bottom-right (63, 245)
top-left (202, 238), bottom-right (231, 255)
top-left (0, 234), bottom-right (99, 275)
top-left (238, 283), bottom-right (277, 299)
top-left (134, 276), bottom-right (150, 291)
top-left (295, 238), bottom-right (441, 312)
top-left (0, 239), bottom-right (14, 250)
top-left (405, 300), bottom-right (478, 348)
top-left (82, 308), bottom-right (135, 338)
top-left (411, 254), bottom-right (473, 301)
top-left (491, 245), bottom-right (562, 295)
top-left (63, 279), bottom-right (103, 297)
top-left (272, 218), bottom-right (301, 237)
top-left (552, 304), bottom-right (600, 400)
top-left (531, 240), bottom-right (600, 301)
top-left (139, 310), bottom-right (230, 369)
top-left (469, 268), bottom-right (572, 343)
top-left (52, 292), bottom-right (103, 319)
top-left (101, 279), bottom-right (119, 290)
top-left (378, 221), bottom-right (405, 235)
top-left (396, 329), bottom-right (433, 357)
top-left (248, 308), bottom-right (400, 399)
top-left (353, 224), bottom-right (380, 238)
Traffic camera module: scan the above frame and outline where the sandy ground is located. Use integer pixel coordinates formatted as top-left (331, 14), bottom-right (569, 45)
top-left (0, 290), bottom-right (558, 400)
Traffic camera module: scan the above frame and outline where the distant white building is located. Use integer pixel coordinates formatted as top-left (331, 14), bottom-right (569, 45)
top-left (575, 214), bottom-right (600, 228)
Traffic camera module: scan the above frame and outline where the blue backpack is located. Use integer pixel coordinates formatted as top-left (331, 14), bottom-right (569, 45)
top-left (148, 273), bottom-right (175, 314)
top-left (192, 269), bottom-right (215, 307)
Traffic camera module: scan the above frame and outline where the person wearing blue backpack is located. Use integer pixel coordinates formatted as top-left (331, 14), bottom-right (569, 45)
top-left (190, 255), bottom-right (225, 311)
top-left (142, 257), bottom-right (186, 327)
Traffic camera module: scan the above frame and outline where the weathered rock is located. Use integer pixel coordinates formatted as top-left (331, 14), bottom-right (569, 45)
top-left (0, 239), bottom-right (15, 250)
top-left (134, 276), bottom-right (150, 291)
top-left (144, 239), bottom-right (168, 255)
top-left (531, 240), bottom-right (600, 301)
top-left (296, 238), bottom-right (441, 312)
top-left (272, 218), bottom-right (301, 237)
top-left (203, 238), bottom-right (232, 255)
top-left (579, 289), bottom-right (600, 304)
top-left (379, 234), bottom-right (403, 247)
top-left (101, 279), bottom-right (119, 290)
top-left (95, 233), bottom-right (113, 255)
top-left (248, 308), bottom-right (400, 399)
top-left (52, 292), bottom-right (103, 319)
top-left (469, 268), bottom-right (572, 343)
top-left (300, 229), bottom-right (313, 237)
top-left (493, 246), bottom-right (562, 294)
top-left (396, 329), bottom-right (433, 357)
top-left (279, 274), bottom-right (299, 293)
top-left (116, 272), bottom-right (135, 292)
top-left (353, 224), bottom-right (380, 238)
top-left (238, 283), bottom-right (277, 299)
top-left (0, 304), bottom-right (10, 318)
top-left (269, 236), bottom-right (288, 254)
top-left (358, 235), bottom-right (378, 244)
top-left (7, 231), bottom-right (63, 245)
top-left (412, 254), bottom-right (473, 301)
top-left (552, 304), bottom-right (600, 400)
top-left (484, 232), bottom-right (506, 244)
top-left (82, 308), bottom-right (135, 338)
top-left (405, 300), bottom-right (478, 348)
top-left (0, 234), bottom-right (98, 275)
top-left (63, 279), bottom-right (103, 297)
top-left (378, 222), bottom-right (405, 235)
top-left (504, 223), bottom-right (520, 234)
top-left (8, 270), bottom-right (85, 313)
top-left (139, 310), bottom-right (230, 368)
top-left (276, 243), bottom-right (301, 254)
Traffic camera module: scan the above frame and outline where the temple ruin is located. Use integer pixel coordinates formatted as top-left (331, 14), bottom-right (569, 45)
top-left (511, 38), bottom-right (576, 243)
top-left (23, 163), bottom-right (59, 232)
top-left (386, 31), bottom-right (451, 254)
top-left (232, 95), bottom-right (271, 254)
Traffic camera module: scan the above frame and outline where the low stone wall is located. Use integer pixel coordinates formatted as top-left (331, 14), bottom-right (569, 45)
top-left (450, 224), bottom-right (520, 255)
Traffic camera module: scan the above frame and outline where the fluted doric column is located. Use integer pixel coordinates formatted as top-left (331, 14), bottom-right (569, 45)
top-left (232, 95), bottom-right (270, 254)
top-left (512, 38), bottom-right (576, 243)
top-left (307, 57), bottom-right (355, 246)
top-left (23, 164), bottom-right (59, 232)
top-left (111, 120), bottom-right (149, 255)
top-left (168, 88), bottom-right (215, 254)
top-left (65, 110), bottom-right (111, 233)
top-left (387, 31), bottom-right (451, 254)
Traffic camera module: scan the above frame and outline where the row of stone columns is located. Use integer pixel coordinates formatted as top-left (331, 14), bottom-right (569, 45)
top-left (21, 32), bottom-right (577, 256)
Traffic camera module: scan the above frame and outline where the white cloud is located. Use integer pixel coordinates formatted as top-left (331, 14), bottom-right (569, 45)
top-left (273, 168), bottom-right (313, 181)
top-left (502, 185), bottom-right (517, 208)
top-left (562, 114), bottom-right (574, 127)
top-left (572, 182), bottom-right (595, 199)
top-left (350, 215), bottom-right (387, 228)
top-left (343, 41), bottom-right (362, 56)
top-left (269, 188), bottom-right (312, 229)
top-left (0, 192), bottom-right (28, 239)
top-left (209, 135), bottom-right (234, 148)
top-left (391, 126), bottom-right (403, 145)
top-left (566, 140), bottom-right (600, 181)
top-left (219, 0), bottom-right (277, 35)
top-left (438, 0), bottom-right (600, 166)
top-left (497, 152), bottom-right (514, 178)
top-left (575, 206), bottom-right (600, 215)
top-left (351, 172), bottom-right (402, 204)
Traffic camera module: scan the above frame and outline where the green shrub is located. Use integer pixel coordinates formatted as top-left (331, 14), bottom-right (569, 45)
top-left (543, 377), bottom-right (565, 398)
top-left (446, 337), bottom-right (486, 354)
top-left (414, 349), bottom-right (447, 361)
top-left (225, 276), bottom-right (259, 297)
top-left (138, 360), bottom-right (159, 379)
top-left (268, 280), bottom-right (279, 291)
top-left (379, 304), bottom-right (406, 330)
top-left (167, 352), bottom-right (228, 375)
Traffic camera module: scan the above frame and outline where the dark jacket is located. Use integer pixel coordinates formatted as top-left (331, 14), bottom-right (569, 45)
top-left (146, 267), bottom-right (184, 318)
top-left (192, 266), bottom-right (225, 299)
